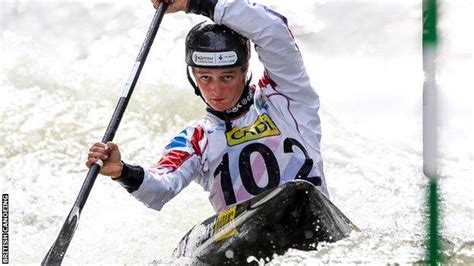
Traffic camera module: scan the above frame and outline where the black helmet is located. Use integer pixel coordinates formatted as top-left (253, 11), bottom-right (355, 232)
top-left (185, 21), bottom-right (250, 69)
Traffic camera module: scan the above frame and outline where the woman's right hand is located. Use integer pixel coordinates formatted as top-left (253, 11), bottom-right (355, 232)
top-left (86, 142), bottom-right (123, 178)
top-left (151, 0), bottom-right (188, 13)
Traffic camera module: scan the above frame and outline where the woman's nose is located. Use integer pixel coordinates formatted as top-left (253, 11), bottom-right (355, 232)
top-left (209, 80), bottom-right (223, 94)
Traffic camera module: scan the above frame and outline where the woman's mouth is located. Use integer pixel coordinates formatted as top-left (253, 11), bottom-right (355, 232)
top-left (212, 98), bottom-right (225, 102)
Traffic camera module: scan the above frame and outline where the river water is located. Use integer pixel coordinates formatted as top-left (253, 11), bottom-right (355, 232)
top-left (1, 0), bottom-right (472, 264)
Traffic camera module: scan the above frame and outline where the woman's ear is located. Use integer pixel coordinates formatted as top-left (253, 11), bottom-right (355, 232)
top-left (241, 66), bottom-right (249, 80)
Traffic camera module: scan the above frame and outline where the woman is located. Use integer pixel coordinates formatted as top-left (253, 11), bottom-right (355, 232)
top-left (87, 0), bottom-right (328, 213)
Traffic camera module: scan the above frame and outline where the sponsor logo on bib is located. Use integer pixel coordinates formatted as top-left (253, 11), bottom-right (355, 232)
top-left (225, 114), bottom-right (280, 146)
top-left (192, 51), bottom-right (238, 66)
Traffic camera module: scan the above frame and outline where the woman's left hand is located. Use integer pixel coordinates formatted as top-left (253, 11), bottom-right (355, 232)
top-left (150, 0), bottom-right (188, 13)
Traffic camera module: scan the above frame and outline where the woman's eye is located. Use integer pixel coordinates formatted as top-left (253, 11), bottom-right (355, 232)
top-left (223, 76), bottom-right (234, 81)
top-left (200, 76), bottom-right (210, 81)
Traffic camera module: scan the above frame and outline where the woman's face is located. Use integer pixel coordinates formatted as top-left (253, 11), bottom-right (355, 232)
top-left (192, 67), bottom-right (247, 112)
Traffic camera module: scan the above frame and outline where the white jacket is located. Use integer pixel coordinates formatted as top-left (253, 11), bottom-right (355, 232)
top-left (131, 0), bottom-right (328, 212)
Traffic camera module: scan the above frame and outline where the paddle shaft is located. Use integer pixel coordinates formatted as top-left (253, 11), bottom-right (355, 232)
top-left (42, 3), bottom-right (168, 265)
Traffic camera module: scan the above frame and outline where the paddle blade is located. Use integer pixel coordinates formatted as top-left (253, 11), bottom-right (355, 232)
top-left (42, 206), bottom-right (80, 265)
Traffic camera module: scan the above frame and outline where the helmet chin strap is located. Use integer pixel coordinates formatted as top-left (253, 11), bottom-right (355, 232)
top-left (186, 66), bottom-right (201, 96)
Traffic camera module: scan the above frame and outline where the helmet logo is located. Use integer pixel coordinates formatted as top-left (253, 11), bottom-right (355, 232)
top-left (192, 51), bottom-right (238, 66)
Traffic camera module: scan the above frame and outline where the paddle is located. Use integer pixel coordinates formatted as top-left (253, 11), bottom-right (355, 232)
top-left (42, 2), bottom-right (169, 265)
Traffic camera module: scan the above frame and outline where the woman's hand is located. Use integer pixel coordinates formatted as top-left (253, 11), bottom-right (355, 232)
top-left (151, 0), bottom-right (188, 13)
top-left (86, 142), bottom-right (123, 178)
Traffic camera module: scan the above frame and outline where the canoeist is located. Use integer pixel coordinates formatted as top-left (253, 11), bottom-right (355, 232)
top-left (86, 0), bottom-right (329, 214)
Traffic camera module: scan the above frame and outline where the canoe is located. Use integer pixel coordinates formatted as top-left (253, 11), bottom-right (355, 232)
top-left (173, 180), bottom-right (358, 264)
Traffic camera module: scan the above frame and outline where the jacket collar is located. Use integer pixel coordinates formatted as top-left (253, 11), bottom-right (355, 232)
top-left (206, 84), bottom-right (254, 121)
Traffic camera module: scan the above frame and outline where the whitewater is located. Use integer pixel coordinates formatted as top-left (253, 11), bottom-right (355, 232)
top-left (1, 0), bottom-right (472, 264)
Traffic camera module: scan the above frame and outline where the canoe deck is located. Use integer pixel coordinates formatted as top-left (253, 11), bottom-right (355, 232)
top-left (173, 180), bottom-right (357, 264)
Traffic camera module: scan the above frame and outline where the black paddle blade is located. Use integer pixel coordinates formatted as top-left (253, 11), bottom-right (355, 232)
top-left (42, 206), bottom-right (80, 265)
top-left (42, 163), bottom-right (101, 265)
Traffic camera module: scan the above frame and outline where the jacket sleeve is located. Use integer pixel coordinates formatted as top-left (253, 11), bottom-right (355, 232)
top-left (213, 0), bottom-right (318, 106)
top-left (129, 125), bottom-right (206, 211)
